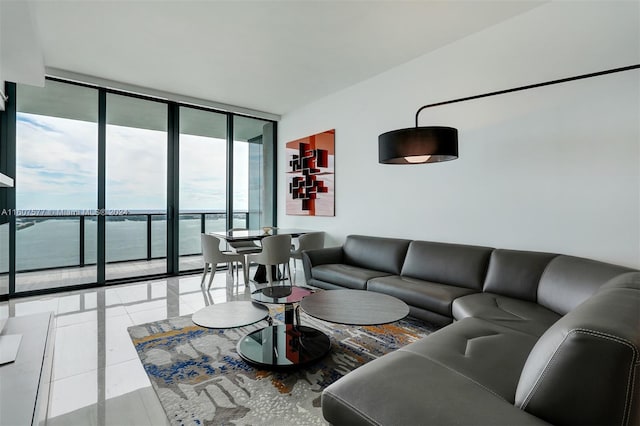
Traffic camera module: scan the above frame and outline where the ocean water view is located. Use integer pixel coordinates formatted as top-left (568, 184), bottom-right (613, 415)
top-left (0, 211), bottom-right (249, 273)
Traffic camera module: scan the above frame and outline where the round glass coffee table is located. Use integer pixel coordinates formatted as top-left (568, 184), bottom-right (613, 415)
top-left (300, 289), bottom-right (410, 325)
top-left (236, 286), bottom-right (331, 369)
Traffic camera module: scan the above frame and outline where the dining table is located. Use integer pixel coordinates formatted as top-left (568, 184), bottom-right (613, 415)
top-left (210, 228), bottom-right (316, 283)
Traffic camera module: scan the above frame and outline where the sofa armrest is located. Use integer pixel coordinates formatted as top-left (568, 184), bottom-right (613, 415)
top-left (302, 246), bottom-right (344, 283)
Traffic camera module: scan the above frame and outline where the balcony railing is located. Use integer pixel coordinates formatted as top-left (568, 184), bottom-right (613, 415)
top-left (7, 210), bottom-right (249, 274)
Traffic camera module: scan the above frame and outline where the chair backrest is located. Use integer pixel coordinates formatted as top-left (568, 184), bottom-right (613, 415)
top-left (201, 233), bottom-right (224, 263)
top-left (255, 234), bottom-right (292, 265)
top-left (298, 232), bottom-right (325, 252)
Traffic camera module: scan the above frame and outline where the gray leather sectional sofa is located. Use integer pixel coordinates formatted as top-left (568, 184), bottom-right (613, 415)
top-left (302, 235), bottom-right (640, 425)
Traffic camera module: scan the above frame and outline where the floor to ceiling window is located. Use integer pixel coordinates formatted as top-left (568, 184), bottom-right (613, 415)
top-left (178, 107), bottom-right (228, 272)
top-left (0, 219), bottom-right (7, 297)
top-left (105, 94), bottom-right (168, 280)
top-left (15, 81), bottom-right (98, 292)
top-left (1, 78), bottom-right (276, 297)
top-left (233, 115), bottom-right (274, 229)
top-left (0, 103), bottom-right (9, 298)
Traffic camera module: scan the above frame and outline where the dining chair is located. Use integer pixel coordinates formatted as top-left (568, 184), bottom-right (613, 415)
top-left (290, 232), bottom-right (325, 283)
top-left (246, 234), bottom-right (292, 286)
top-left (201, 234), bottom-right (248, 290)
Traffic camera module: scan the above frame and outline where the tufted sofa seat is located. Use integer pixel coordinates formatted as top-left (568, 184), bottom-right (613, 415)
top-left (302, 235), bottom-right (639, 425)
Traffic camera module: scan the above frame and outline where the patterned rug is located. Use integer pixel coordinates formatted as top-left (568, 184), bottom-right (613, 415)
top-left (128, 308), bottom-right (436, 426)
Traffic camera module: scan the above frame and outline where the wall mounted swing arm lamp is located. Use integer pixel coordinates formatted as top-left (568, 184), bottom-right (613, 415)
top-left (378, 63), bottom-right (640, 165)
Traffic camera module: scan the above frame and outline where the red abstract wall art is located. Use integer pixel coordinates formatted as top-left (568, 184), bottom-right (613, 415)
top-left (286, 129), bottom-right (335, 216)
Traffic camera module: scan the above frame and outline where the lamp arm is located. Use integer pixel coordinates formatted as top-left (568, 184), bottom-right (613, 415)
top-left (414, 64), bottom-right (640, 127)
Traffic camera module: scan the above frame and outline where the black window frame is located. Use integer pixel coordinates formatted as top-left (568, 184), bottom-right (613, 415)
top-left (0, 77), bottom-right (277, 300)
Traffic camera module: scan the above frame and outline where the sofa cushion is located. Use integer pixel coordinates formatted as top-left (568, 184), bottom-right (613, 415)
top-left (404, 305), bottom-right (453, 327)
top-left (400, 240), bottom-right (492, 290)
top-left (516, 272), bottom-right (640, 426)
top-left (307, 278), bottom-right (351, 291)
top-left (402, 318), bottom-right (540, 402)
top-left (311, 264), bottom-right (390, 290)
top-left (452, 293), bottom-right (561, 337)
top-left (536, 255), bottom-right (635, 315)
top-left (322, 318), bottom-right (547, 426)
top-left (483, 249), bottom-right (557, 302)
top-left (368, 275), bottom-right (476, 317)
top-left (343, 235), bottom-right (411, 275)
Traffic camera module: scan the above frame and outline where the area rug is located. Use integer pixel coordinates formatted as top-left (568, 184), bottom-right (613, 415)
top-left (128, 309), bottom-right (437, 426)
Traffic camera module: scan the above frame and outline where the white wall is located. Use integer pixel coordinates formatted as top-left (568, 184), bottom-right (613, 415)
top-left (278, 1), bottom-right (640, 269)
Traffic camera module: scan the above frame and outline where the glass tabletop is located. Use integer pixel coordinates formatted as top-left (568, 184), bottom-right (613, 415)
top-left (211, 228), bottom-right (315, 242)
top-left (251, 286), bottom-right (315, 304)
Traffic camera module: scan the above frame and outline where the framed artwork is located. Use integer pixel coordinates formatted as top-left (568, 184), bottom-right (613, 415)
top-left (286, 129), bottom-right (335, 216)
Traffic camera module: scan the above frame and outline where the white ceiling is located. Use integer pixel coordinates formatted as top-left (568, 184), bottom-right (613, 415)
top-left (28, 0), bottom-right (544, 116)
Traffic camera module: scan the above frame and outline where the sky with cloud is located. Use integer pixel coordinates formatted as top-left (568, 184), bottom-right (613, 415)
top-left (16, 113), bottom-right (249, 212)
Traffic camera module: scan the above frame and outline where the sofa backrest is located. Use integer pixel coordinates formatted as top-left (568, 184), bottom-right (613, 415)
top-left (401, 241), bottom-right (492, 290)
top-left (483, 249), bottom-right (557, 302)
top-left (515, 272), bottom-right (640, 426)
top-left (343, 235), bottom-right (411, 275)
top-left (537, 255), bottom-right (634, 315)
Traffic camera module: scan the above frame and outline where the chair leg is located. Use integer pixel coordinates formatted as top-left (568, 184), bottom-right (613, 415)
top-left (201, 264), bottom-right (208, 287)
top-left (207, 265), bottom-right (216, 290)
top-left (241, 258), bottom-right (248, 284)
top-left (285, 262), bottom-right (292, 286)
top-left (266, 266), bottom-right (273, 287)
top-left (234, 261), bottom-right (239, 291)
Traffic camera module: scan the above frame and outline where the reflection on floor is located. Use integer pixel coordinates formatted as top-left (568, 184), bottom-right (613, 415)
top-left (10, 255), bottom-right (204, 293)
top-left (0, 264), bottom-right (295, 426)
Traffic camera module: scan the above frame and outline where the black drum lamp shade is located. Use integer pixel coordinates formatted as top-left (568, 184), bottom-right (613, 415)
top-left (379, 126), bottom-right (458, 164)
top-left (377, 64), bottom-right (640, 165)
top-left (378, 98), bottom-right (459, 165)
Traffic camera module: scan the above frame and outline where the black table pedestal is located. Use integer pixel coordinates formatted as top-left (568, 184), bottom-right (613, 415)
top-left (237, 324), bottom-right (330, 369)
top-left (237, 286), bottom-right (330, 369)
top-left (252, 265), bottom-right (285, 284)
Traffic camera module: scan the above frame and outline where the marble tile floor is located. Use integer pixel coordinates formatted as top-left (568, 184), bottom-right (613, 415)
top-left (0, 265), bottom-right (293, 426)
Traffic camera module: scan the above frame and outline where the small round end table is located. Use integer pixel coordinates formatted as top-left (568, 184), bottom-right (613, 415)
top-left (192, 301), bottom-right (269, 329)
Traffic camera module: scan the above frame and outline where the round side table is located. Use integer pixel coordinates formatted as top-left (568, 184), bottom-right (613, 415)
top-left (192, 301), bottom-right (269, 329)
